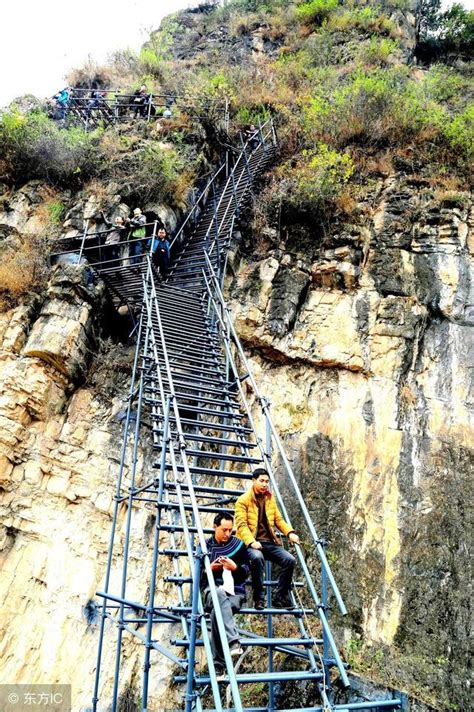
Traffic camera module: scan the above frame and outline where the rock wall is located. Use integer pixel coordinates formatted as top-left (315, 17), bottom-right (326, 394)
top-left (0, 264), bottom-right (179, 710)
top-left (228, 175), bottom-right (472, 710)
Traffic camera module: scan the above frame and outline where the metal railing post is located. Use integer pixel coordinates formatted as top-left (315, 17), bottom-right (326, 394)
top-left (321, 550), bottom-right (331, 691)
top-left (149, 220), bottom-right (158, 259)
top-left (264, 402), bottom-right (272, 460)
top-left (202, 257), bottom-right (351, 689)
top-left (266, 560), bottom-right (275, 712)
top-left (185, 548), bottom-right (203, 712)
top-left (145, 259), bottom-right (244, 712)
top-left (141, 396), bottom-right (172, 712)
top-left (78, 219), bottom-right (90, 262)
top-left (92, 308), bottom-right (146, 712)
top-left (239, 133), bottom-right (253, 182)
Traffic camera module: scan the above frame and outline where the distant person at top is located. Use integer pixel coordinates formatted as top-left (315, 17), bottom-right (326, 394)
top-left (86, 90), bottom-right (107, 118)
top-left (129, 208), bottom-right (146, 264)
top-left (149, 227), bottom-right (171, 279)
top-left (133, 84), bottom-right (151, 118)
top-left (244, 124), bottom-right (259, 150)
top-left (52, 86), bottom-right (73, 119)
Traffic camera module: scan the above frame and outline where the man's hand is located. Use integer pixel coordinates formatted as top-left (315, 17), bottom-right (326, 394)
top-left (288, 532), bottom-right (300, 545)
top-left (210, 558), bottom-right (223, 571)
top-left (250, 541), bottom-right (262, 550)
top-left (221, 556), bottom-right (237, 571)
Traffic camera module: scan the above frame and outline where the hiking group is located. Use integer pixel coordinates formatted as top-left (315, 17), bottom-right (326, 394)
top-left (50, 85), bottom-right (156, 122)
top-left (96, 207), bottom-right (170, 277)
top-left (201, 468), bottom-right (300, 676)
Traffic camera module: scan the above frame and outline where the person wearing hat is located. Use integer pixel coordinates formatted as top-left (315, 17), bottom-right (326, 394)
top-left (129, 208), bottom-right (146, 264)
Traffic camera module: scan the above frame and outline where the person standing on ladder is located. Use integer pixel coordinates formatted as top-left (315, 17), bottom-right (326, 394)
top-left (235, 468), bottom-right (300, 610)
top-left (101, 213), bottom-right (128, 264)
top-left (201, 512), bottom-right (249, 675)
top-left (129, 208), bottom-right (146, 264)
top-left (149, 227), bottom-right (170, 278)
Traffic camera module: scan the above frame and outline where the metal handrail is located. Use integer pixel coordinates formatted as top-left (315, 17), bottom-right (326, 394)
top-left (169, 163), bottom-right (227, 252)
top-left (203, 250), bottom-right (347, 615)
top-left (202, 256), bottom-right (350, 689)
top-left (207, 119), bottom-right (275, 245)
top-left (142, 258), bottom-right (244, 712)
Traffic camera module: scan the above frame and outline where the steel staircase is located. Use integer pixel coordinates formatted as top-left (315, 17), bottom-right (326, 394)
top-left (89, 123), bottom-right (403, 712)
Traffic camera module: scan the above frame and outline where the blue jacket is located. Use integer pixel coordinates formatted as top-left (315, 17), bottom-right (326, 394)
top-left (148, 237), bottom-right (170, 257)
top-left (54, 89), bottom-right (70, 106)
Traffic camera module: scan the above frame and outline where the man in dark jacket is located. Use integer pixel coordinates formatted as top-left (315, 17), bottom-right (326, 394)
top-left (201, 511), bottom-right (250, 673)
top-left (149, 227), bottom-right (171, 278)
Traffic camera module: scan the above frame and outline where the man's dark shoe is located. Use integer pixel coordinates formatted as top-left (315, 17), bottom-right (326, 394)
top-left (272, 594), bottom-right (295, 609)
top-left (254, 598), bottom-right (265, 610)
top-left (214, 663), bottom-right (227, 682)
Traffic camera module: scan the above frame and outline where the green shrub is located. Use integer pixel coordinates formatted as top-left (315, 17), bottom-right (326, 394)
top-left (138, 48), bottom-right (163, 78)
top-left (424, 64), bottom-right (471, 103)
top-left (325, 4), bottom-right (397, 36)
top-left (442, 104), bottom-right (474, 161)
top-left (276, 143), bottom-right (354, 215)
top-left (0, 110), bottom-right (101, 186)
top-left (296, 0), bottom-right (339, 26)
top-left (360, 36), bottom-right (400, 65)
top-left (109, 139), bottom-right (197, 207)
top-left (47, 201), bottom-right (65, 225)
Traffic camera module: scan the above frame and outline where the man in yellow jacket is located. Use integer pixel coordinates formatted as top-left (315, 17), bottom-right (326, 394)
top-left (235, 468), bottom-right (300, 609)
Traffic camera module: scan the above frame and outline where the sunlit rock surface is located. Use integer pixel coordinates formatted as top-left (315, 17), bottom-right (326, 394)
top-left (0, 265), bottom-right (179, 710)
top-left (228, 175), bottom-right (472, 709)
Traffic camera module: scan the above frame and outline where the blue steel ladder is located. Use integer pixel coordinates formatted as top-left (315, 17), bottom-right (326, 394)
top-left (88, 123), bottom-right (403, 712)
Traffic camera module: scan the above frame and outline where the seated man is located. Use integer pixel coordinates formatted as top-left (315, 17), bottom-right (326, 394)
top-left (235, 468), bottom-right (300, 609)
top-left (201, 511), bottom-right (249, 674)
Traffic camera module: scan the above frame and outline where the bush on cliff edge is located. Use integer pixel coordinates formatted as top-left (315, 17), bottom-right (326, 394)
top-left (0, 110), bottom-right (101, 187)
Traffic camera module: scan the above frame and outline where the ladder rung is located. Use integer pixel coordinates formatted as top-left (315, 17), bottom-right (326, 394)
top-left (175, 670), bottom-right (323, 685)
top-left (153, 430), bottom-right (257, 450)
top-left (169, 417), bottom-right (252, 434)
top-left (183, 449), bottom-right (262, 464)
top-left (164, 481), bottom-right (245, 496)
top-left (172, 637), bottom-right (323, 648)
top-left (161, 464), bottom-right (253, 480)
top-left (173, 393), bottom-right (241, 408)
top-left (170, 606), bottom-right (315, 616)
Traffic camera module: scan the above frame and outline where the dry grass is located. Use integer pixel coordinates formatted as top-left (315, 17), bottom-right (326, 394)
top-left (0, 233), bottom-right (50, 311)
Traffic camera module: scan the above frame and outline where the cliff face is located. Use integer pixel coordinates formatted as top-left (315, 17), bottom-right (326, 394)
top-left (0, 250), bottom-right (180, 709)
top-left (1, 1), bottom-right (471, 709)
top-left (228, 174), bottom-right (472, 709)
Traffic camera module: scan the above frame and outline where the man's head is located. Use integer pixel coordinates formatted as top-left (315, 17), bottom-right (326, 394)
top-left (115, 217), bottom-right (124, 225)
top-left (252, 468), bottom-right (270, 496)
top-left (213, 511), bottom-right (234, 544)
top-left (158, 227), bottom-right (167, 238)
top-left (133, 208), bottom-right (142, 216)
